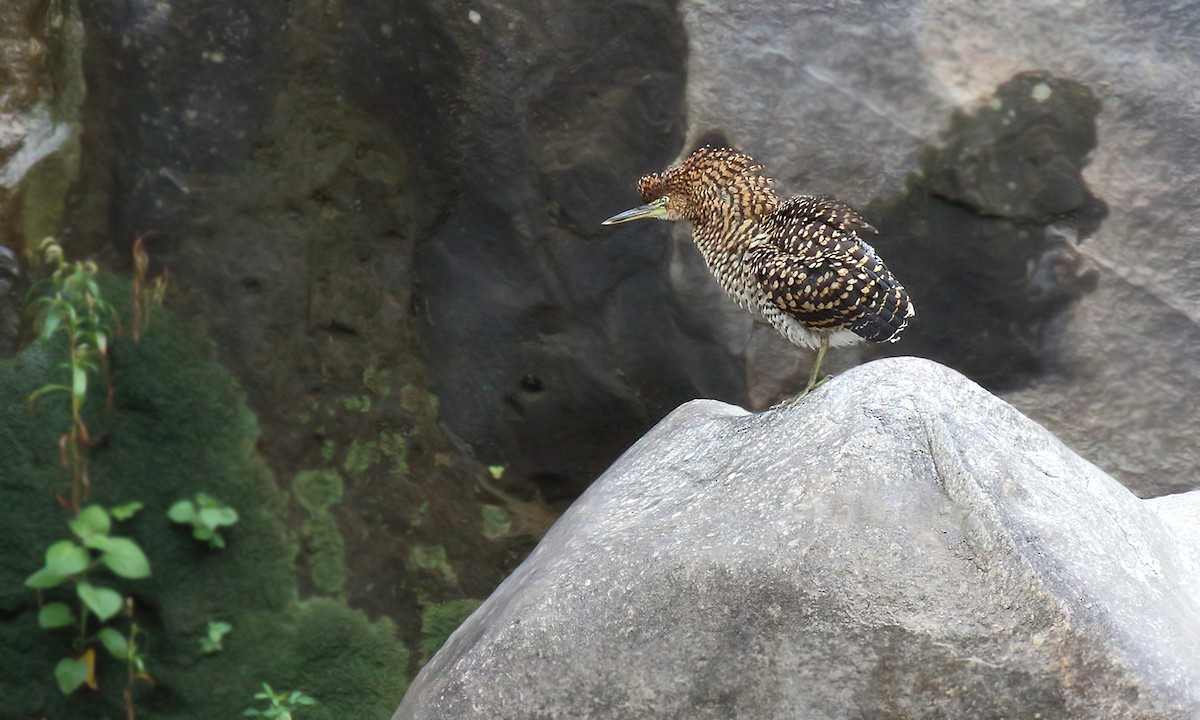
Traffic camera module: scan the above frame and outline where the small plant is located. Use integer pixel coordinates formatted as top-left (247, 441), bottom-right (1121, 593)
top-left (25, 503), bottom-right (153, 697)
top-left (27, 238), bottom-right (119, 512)
top-left (199, 620), bottom-right (232, 654)
top-left (167, 493), bottom-right (239, 548)
top-left (243, 683), bottom-right (316, 719)
top-left (130, 235), bottom-right (169, 342)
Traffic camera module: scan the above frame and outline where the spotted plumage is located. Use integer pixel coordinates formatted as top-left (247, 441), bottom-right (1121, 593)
top-left (603, 146), bottom-right (915, 399)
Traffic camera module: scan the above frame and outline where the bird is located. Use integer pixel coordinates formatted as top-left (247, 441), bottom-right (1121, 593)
top-left (602, 146), bottom-right (914, 403)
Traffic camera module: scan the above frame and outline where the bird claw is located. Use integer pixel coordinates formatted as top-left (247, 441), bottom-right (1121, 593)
top-left (769, 374), bottom-right (834, 410)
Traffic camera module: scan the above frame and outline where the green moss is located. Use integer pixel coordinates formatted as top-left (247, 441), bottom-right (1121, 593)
top-left (302, 513), bottom-right (346, 595)
top-left (0, 276), bottom-right (407, 718)
top-left (343, 439), bottom-right (375, 475)
top-left (362, 365), bottom-right (392, 397)
top-left (480, 505), bottom-right (512, 541)
top-left (293, 471), bottom-right (346, 594)
top-left (340, 395), bottom-right (371, 413)
top-left (418, 599), bottom-right (482, 662)
top-left (406, 545), bottom-right (457, 586)
top-left (409, 501), bottom-right (429, 528)
top-left (292, 470), bottom-right (344, 513)
top-left (378, 431), bottom-right (409, 477)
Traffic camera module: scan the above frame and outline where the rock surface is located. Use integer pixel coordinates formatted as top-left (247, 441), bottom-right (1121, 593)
top-left (70, 0), bottom-right (731, 508)
top-left (72, 0), bottom-right (525, 645)
top-left (394, 358), bottom-right (1200, 720)
top-left (0, 0), bottom-right (86, 355)
top-left (680, 0), bottom-right (1200, 496)
top-left (412, 0), bottom-right (742, 503)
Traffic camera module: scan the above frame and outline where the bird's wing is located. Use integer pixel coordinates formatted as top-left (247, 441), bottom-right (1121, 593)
top-left (773, 195), bottom-right (877, 243)
top-left (750, 198), bottom-right (912, 341)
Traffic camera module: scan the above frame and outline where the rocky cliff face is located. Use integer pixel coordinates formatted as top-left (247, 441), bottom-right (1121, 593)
top-left (394, 358), bottom-right (1200, 720)
top-left (2, 0), bottom-right (1191, 505)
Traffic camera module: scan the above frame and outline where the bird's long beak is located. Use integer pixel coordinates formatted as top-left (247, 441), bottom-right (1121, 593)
top-left (601, 196), bottom-right (668, 225)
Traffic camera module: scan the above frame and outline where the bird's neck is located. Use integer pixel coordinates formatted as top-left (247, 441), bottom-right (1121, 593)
top-left (688, 183), bottom-right (778, 247)
top-left (689, 182), bottom-right (779, 228)
top-left (690, 214), bottom-right (759, 270)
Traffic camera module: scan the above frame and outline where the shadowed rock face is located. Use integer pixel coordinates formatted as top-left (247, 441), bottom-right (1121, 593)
top-left (394, 358), bottom-right (1200, 720)
top-left (411, 1), bottom-right (742, 506)
top-left (70, 0), bottom-right (519, 641)
top-left (71, 0), bottom-right (729, 510)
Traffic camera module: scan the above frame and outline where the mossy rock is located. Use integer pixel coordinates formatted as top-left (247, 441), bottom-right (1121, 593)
top-left (418, 599), bottom-right (482, 663)
top-left (303, 512), bottom-right (348, 595)
top-left (0, 277), bottom-right (407, 718)
top-left (293, 470), bottom-right (344, 513)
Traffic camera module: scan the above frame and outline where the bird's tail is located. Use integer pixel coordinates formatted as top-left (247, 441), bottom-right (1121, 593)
top-left (850, 281), bottom-right (914, 343)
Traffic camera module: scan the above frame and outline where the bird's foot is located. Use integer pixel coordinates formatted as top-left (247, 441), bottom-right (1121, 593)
top-left (770, 374), bottom-right (833, 410)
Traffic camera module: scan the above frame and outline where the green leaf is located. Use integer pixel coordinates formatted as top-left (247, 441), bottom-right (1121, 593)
top-left (39, 310), bottom-right (63, 340)
top-left (199, 506), bottom-right (238, 529)
top-left (83, 534), bottom-right (114, 552)
top-left (45, 540), bottom-right (89, 576)
top-left (72, 365), bottom-right (87, 405)
top-left (208, 620), bottom-right (232, 640)
top-left (27, 383), bottom-right (70, 404)
top-left (76, 582), bottom-right (123, 622)
top-left (110, 502), bottom-right (144, 521)
top-left (38, 602), bottom-right (75, 629)
top-left (69, 505), bottom-right (111, 540)
top-left (167, 500), bottom-right (196, 524)
top-left (98, 537), bottom-right (151, 579)
top-left (54, 656), bottom-right (90, 694)
top-left (97, 627), bottom-right (129, 659)
top-left (25, 567), bottom-right (66, 589)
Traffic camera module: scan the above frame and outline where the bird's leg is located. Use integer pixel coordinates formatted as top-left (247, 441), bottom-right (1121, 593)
top-left (804, 335), bottom-right (831, 395)
top-left (773, 336), bottom-right (831, 409)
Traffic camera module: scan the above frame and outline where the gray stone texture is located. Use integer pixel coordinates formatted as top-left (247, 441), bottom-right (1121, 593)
top-left (394, 358), bottom-right (1200, 720)
top-left (679, 0), bottom-right (1200, 497)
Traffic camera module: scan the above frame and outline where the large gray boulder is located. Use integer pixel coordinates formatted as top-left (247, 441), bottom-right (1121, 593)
top-left (394, 358), bottom-right (1200, 719)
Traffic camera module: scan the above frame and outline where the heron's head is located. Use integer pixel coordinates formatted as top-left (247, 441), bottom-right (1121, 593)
top-left (602, 146), bottom-right (778, 227)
